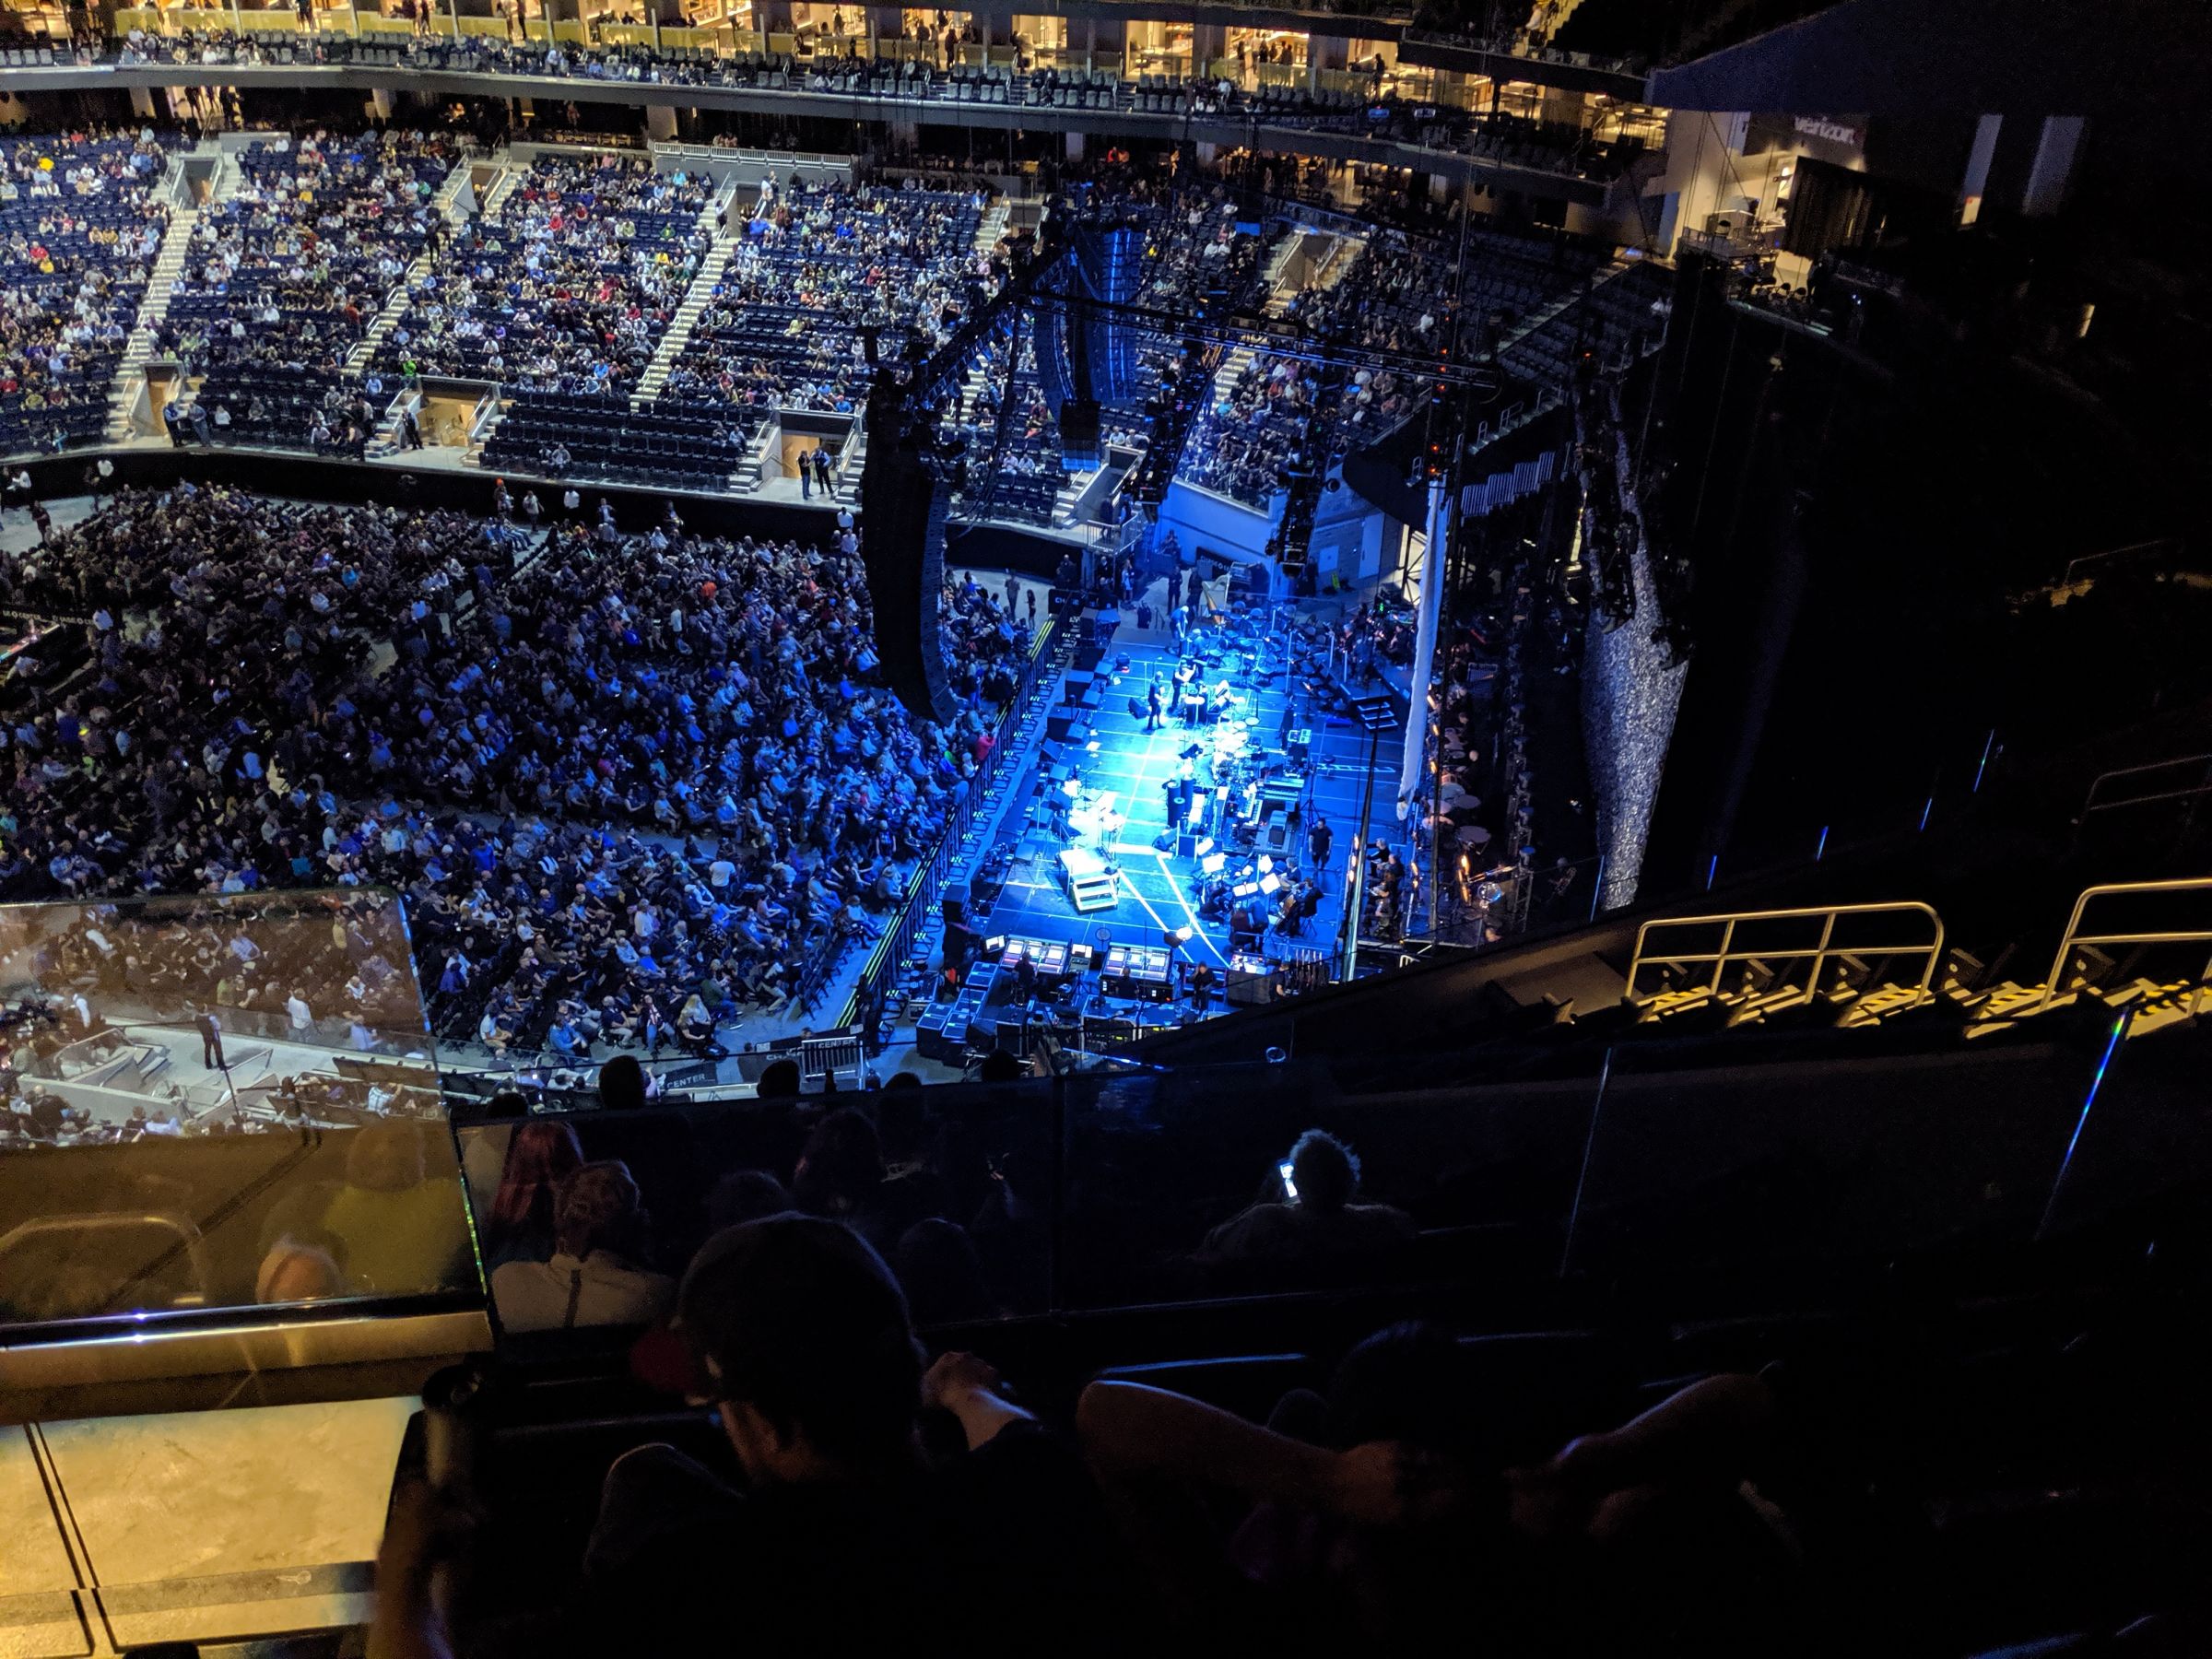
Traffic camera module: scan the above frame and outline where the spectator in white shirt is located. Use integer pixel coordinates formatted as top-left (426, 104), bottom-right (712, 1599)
top-left (488, 1161), bottom-right (674, 1333)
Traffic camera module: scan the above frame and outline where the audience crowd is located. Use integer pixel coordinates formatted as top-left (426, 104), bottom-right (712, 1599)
top-left (349, 1085), bottom-right (1915, 1655)
top-left (0, 123), bottom-right (1603, 552)
top-left (102, 25), bottom-right (1648, 185)
top-left (0, 128), bottom-right (174, 455)
top-left (0, 485), bottom-right (1029, 1066)
top-left (377, 152), bottom-right (711, 394)
top-left (665, 175), bottom-right (995, 418)
top-left (159, 127), bottom-right (460, 453)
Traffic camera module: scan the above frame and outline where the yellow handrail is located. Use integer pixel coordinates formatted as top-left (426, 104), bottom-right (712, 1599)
top-left (1627, 900), bottom-right (1947, 1005)
top-left (2036, 877), bottom-right (2212, 1012)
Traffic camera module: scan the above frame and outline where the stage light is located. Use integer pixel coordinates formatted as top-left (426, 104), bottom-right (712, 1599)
top-left (1257, 854), bottom-right (1273, 874)
top-left (1174, 925), bottom-right (1194, 943)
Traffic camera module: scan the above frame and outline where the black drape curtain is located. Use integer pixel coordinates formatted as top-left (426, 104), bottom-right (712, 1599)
top-left (1783, 157), bottom-right (1876, 260)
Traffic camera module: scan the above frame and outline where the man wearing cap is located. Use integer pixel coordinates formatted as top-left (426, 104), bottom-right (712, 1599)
top-left (375, 1217), bottom-right (1124, 1655)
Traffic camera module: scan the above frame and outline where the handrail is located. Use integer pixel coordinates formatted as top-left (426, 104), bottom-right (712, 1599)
top-left (0, 1211), bottom-right (213, 1307)
top-left (39, 39), bottom-right (1638, 194)
top-left (1626, 900), bottom-right (1947, 1004)
top-left (2036, 877), bottom-right (2212, 1013)
top-left (2077, 754), bottom-right (2212, 823)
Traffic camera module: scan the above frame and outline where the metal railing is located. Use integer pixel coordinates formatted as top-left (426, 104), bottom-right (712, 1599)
top-left (2077, 754), bottom-right (2212, 832)
top-left (1626, 901), bottom-right (1947, 1007)
top-left (2035, 877), bottom-right (2212, 1015)
top-left (0, 1212), bottom-right (214, 1310)
top-left (839, 617), bottom-right (1063, 1036)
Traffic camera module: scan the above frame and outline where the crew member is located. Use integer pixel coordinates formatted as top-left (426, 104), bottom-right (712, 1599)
top-left (195, 1009), bottom-right (227, 1070)
top-left (1186, 960), bottom-right (1218, 1014)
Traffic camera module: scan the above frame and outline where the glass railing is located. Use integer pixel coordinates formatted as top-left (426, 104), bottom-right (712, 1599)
top-left (451, 1012), bottom-right (2211, 1342)
top-left (7, 884), bottom-right (2203, 1352)
top-left (62, 26), bottom-right (1644, 183)
top-left (0, 890), bottom-right (478, 1331)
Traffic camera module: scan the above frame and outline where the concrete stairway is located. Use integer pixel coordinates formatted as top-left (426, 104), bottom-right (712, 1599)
top-left (477, 162), bottom-right (525, 221)
top-left (829, 426), bottom-right (865, 504)
top-left (957, 350), bottom-right (997, 423)
top-left (432, 152), bottom-right (477, 225)
top-left (345, 153), bottom-right (488, 379)
top-left (1051, 470), bottom-right (1089, 527)
top-left (635, 232), bottom-right (740, 402)
top-left (1263, 229), bottom-right (1305, 295)
top-left (1209, 343), bottom-right (1259, 404)
top-left (1497, 253), bottom-right (1633, 358)
top-left (103, 200), bottom-right (201, 441)
top-left (344, 243), bottom-right (438, 377)
top-left (635, 181), bottom-right (749, 404)
top-left (972, 196), bottom-right (1010, 256)
top-left (204, 147), bottom-right (241, 205)
top-left (731, 419), bottom-right (777, 494)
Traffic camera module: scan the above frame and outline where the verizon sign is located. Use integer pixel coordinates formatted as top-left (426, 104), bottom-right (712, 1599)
top-left (1793, 115), bottom-right (1865, 149)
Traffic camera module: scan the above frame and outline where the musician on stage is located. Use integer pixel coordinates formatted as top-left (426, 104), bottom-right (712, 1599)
top-left (1171, 656), bottom-right (1204, 727)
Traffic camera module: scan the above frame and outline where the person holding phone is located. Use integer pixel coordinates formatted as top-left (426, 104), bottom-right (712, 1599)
top-left (1199, 1129), bottom-right (1415, 1270)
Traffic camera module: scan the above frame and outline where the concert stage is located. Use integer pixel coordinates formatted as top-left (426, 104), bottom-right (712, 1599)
top-left (919, 600), bottom-right (1412, 1058)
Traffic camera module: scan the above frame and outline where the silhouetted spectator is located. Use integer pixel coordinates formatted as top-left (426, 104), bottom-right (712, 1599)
top-left (706, 1168), bottom-right (795, 1230)
top-left (484, 1119), bottom-right (585, 1267)
top-left (598, 1053), bottom-right (649, 1112)
top-left (516, 1218), bottom-right (1122, 1650)
top-left (322, 1123), bottom-right (470, 1295)
top-left (793, 1108), bottom-right (886, 1229)
top-left (1201, 1129), bottom-right (1416, 1270)
top-left (894, 1217), bottom-right (1000, 1327)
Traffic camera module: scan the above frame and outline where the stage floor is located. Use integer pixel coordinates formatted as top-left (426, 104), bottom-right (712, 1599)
top-left (956, 606), bottom-right (1409, 1033)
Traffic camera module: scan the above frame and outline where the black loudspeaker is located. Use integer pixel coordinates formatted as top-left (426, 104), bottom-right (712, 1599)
top-left (943, 921), bottom-right (975, 961)
top-left (1060, 397), bottom-right (1102, 468)
top-left (941, 893), bottom-right (967, 926)
top-left (858, 386), bottom-right (955, 724)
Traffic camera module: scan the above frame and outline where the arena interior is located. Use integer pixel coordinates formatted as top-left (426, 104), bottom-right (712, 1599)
top-left (3, 3), bottom-right (2212, 1654)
